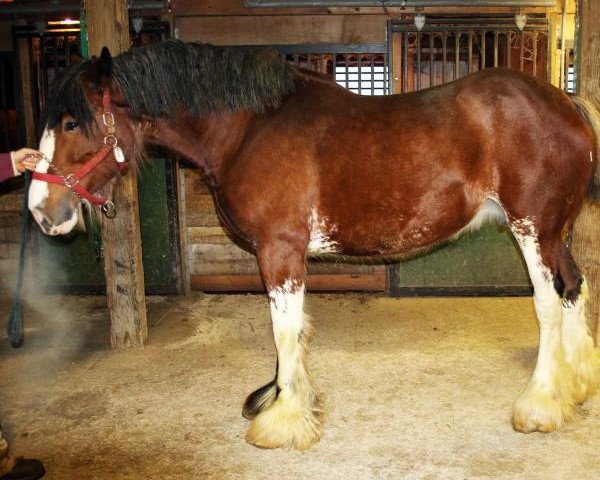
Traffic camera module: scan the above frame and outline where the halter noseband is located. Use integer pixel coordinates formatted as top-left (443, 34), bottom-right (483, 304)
top-left (32, 87), bottom-right (127, 219)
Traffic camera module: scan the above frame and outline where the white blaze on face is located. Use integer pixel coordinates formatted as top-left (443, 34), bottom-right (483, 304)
top-left (28, 127), bottom-right (54, 215)
top-left (28, 127), bottom-right (79, 235)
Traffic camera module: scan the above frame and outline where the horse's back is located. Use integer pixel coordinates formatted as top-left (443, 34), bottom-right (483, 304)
top-left (222, 67), bottom-right (595, 256)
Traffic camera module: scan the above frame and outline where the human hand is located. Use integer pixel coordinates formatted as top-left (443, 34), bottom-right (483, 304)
top-left (11, 148), bottom-right (44, 173)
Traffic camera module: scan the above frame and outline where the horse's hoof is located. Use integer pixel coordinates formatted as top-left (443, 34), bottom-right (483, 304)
top-left (244, 396), bottom-right (323, 450)
top-left (512, 385), bottom-right (573, 433)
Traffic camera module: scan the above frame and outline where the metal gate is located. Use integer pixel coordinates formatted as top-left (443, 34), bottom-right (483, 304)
top-left (279, 43), bottom-right (389, 95)
top-left (390, 17), bottom-right (549, 93)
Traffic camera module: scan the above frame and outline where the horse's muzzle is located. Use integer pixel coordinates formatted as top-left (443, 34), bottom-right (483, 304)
top-left (30, 204), bottom-right (79, 236)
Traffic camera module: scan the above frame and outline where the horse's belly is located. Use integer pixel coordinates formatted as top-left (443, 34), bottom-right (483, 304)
top-left (309, 196), bottom-right (495, 257)
top-left (308, 215), bottom-right (467, 257)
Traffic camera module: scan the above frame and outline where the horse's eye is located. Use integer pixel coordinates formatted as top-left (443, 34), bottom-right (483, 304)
top-left (64, 121), bottom-right (79, 132)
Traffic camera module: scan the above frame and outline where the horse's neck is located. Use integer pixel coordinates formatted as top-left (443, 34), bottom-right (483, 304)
top-left (150, 109), bottom-right (254, 181)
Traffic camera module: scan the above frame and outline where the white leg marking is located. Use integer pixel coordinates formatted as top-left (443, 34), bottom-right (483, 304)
top-left (269, 279), bottom-right (305, 389)
top-left (511, 222), bottom-right (575, 432)
top-left (245, 280), bottom-right (322, 450)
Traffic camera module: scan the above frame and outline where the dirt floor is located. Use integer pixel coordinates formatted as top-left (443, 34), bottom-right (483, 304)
top-left (1, 292), bottom-right (600, 479)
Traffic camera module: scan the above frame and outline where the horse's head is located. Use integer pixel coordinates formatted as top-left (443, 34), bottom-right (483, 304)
top-left (29, 47), bottom-right (142, 235)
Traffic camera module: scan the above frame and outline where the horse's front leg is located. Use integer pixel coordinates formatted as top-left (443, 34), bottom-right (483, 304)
top-left (243, 238), bottom-right (322, 450)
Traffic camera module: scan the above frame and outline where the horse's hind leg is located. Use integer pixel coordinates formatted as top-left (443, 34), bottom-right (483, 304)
top-left (244, 239), bottom-right (322, 450)
top-left (557, 247), bottom-right (600, 404)
top-left (509, 222), bottom-right (578, 432)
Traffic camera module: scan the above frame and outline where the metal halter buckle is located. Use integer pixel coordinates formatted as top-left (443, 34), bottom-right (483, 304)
top-left (63, 173), bottom-right (79, 188)
top-left (102, 111), bottom-right (116, 127)
top-left (101, 201), bottom-right (117, 218)
top-left (104, 134), bottom-right (118, 147)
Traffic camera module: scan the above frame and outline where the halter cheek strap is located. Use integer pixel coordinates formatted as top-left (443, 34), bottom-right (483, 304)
top-left (32, 87), bottom-right (127, 215)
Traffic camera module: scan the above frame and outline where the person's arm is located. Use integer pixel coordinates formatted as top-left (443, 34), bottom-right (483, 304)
top-left (0, 148), bottom-right (43, 183)
top-left (0, 152), bottom-right (14, 183)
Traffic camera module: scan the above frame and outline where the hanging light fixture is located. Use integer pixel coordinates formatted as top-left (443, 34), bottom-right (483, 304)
top-left (132, 16), bottom-right (144, 35)
top-left (414, 14), bottom-right (426, 32)
top-left (34, 19), bottom-right (47, 37)
top-left (515, 13), bottom-right (527, 31)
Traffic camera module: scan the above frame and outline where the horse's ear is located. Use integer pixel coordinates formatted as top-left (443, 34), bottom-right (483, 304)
top-left (88, 47), bottom-right (112, 90)
top-left (97, 47), bottom-right (112, 84)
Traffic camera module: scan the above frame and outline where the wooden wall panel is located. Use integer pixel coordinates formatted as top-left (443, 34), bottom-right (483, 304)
top-left (176, 15), bottom-right (387, 45)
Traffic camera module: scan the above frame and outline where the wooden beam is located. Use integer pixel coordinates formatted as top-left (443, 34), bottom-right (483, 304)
top-left (173, 0), bottom-right (549, 16)
top-left (84, 0), bottom-right (148, 349)
top-left (571, 0), bottom-right (600, 343)
top-left (16, 37), bottom-right (36, 148)
top-left (175, 14), bottom-right (387, 45)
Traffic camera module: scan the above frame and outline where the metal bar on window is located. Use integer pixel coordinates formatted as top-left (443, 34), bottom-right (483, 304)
top-left (468, 31), bottom-right (473, 74)
top-left (370, 53), bottom-right (375, 95)
top-left (416, 32), bottom-right (421, 91)
top-left (494, 31), bottom-right (499, 67)
top-left (357, 52), bottom-right (362, 95)
top-left (454, 32), bottom-right (460, 80)
top-left (442, 32), bottom-right (447, 84)
top-left (344, 53), bottom-right (349, 90)
top-left (403, 32), bottom-right (409, 93)
top-left (480, 31), bottom-right (486, 70)
top-left (519, 30), bottom-right (525, 71)
top-left (429, 33), bottom-right (434, 88)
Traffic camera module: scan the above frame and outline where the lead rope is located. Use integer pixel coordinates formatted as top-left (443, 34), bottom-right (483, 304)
top-left (6, 170), bottom-right (31, 348)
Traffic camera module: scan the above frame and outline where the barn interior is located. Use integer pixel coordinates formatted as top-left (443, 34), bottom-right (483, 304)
top-left (1, 1), bottom-right (600, 479)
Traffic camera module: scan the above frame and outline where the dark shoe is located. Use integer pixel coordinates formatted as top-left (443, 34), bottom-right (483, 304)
top-left (0, 458), bottom-right (45, 479)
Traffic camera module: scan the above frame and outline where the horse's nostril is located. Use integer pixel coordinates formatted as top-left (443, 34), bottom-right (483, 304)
top-left (55, 202), bottom-right (74, 226)
top-left (32, 207), bottom-right (56, 235)
top-left (40, 216), bottom-right (53, 233)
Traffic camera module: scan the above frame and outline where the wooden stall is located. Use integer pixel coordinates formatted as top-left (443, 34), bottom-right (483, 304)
top-left (0, 0), bottom-right (593, 344)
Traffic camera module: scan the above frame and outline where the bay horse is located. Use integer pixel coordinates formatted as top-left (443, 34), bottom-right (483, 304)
top-left (28, 40), bottom-right (600, 450)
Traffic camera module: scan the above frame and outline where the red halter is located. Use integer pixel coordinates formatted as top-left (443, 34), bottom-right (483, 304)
top-left (32, 87), bottom-right (127, 218)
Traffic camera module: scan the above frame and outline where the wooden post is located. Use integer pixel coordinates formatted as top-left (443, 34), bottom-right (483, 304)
top-left (85, 0), bottom-right (148, 348)
top-left (16, 38), bottom-right (36, 148)
top-left (571, 0), bottom-right (600, 343)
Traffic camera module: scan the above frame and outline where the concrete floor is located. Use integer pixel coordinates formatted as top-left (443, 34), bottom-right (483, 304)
top-left (1, 292), bottom-right (600, 480)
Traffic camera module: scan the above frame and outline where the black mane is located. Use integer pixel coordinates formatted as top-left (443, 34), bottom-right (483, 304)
top-left (43, 40), bottom-right (297, 133)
